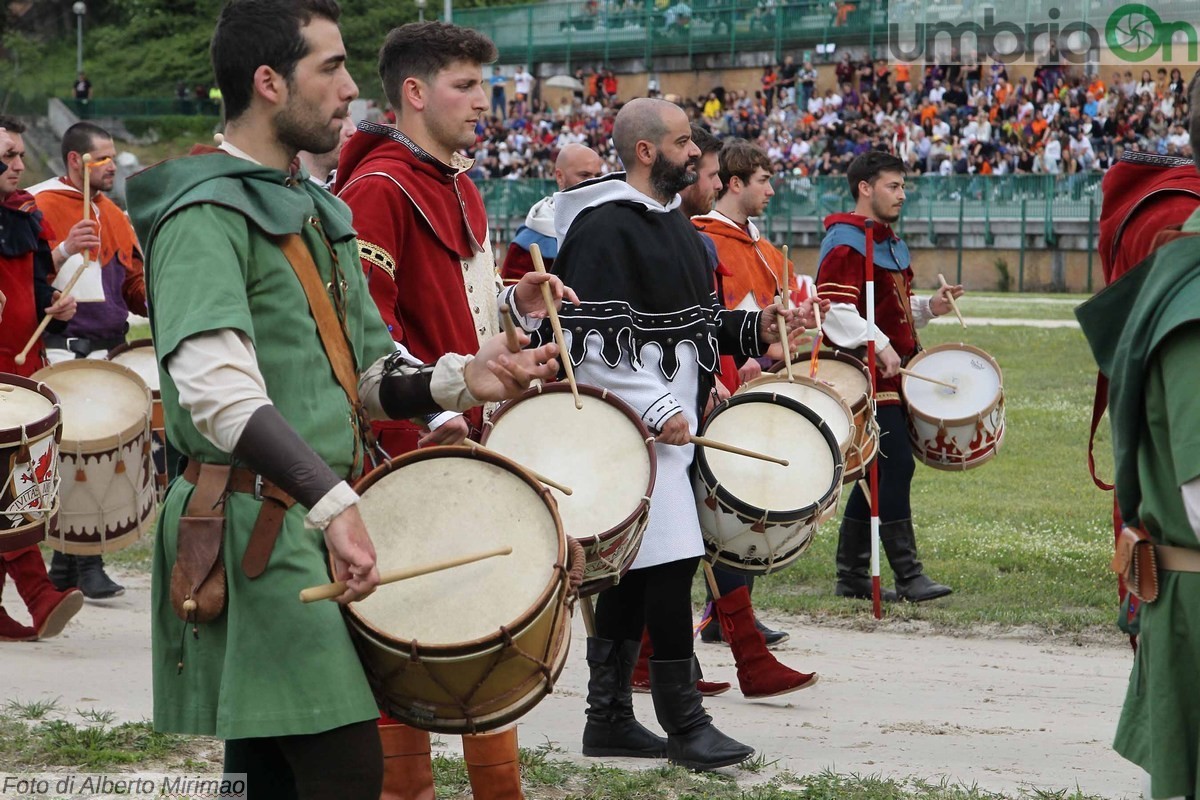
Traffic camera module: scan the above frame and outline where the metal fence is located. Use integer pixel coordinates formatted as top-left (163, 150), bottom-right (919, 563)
top-left (480, 172), bottom-right (1105, 289)
top-left (456, 0), bottom-right (885, 66)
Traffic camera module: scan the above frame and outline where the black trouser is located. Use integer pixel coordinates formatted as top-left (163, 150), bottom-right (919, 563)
top-left (222, 719), bottom-right (382, 800)
top-left (594, 556), bottom-right (701, 660)
top-left (843, 404), bottom-right (915, 523)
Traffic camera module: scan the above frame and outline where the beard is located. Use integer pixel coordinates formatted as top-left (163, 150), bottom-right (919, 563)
top-left (650, 151), bottom-right (698, 199)
top-left (871, 194), bottom-right (902, 223)
top-left (275, 94), bottom-right (342, 156)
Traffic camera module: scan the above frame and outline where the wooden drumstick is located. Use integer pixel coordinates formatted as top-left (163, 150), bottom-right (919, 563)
top-left (465, 441), bottom-right (574, 495)
top-left (937, 273), bottom-right (967, 329)
top-left (529, 243), bottom-right (582, 410)
top-left (899, 368), bottom-right (957, 392)
top-left (498, 303), bottom-right (521, 353)
top-left (683, 434), bottom-right (789, 467)
top-left (14, 264), bottom-right (90, 366)
top-left (214, 132), bottom-right (225, 146)
top-left (775, 294), bottom-right (794, 382)
top-left (299, 546), bottom-right (513, 603)
top-left (781, 245), bottom-right (791, 310)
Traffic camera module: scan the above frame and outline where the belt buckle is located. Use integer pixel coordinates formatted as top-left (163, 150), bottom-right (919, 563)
top-left (253, 474), bottom-right (264, 502)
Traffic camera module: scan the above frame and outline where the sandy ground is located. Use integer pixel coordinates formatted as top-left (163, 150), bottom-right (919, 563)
top-left (3, 567), bottom-right (1141, 798)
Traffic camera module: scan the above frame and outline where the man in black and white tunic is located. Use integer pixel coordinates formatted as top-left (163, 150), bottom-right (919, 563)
top-left (540, 98), bottom-right (822, 772)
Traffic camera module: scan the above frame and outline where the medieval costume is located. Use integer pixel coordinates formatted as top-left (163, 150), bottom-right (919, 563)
top-left (539, 172), bottom-right (760, 771)
top-left (816, 213), bottom-right (950, 603)
top-left (500, 195), bottom-right (558, 283)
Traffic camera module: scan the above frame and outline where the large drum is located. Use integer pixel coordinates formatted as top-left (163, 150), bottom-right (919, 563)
top-left (902, 343), bottom-right (1006, 470)
top-left (737, 373), bottom-right (855, 462)
top-left (695, 394), bottom-right (843, 575)
top-left (0, 375), bottom-right (62, 553)
top-left (107, 340), bottom-right (169, 498)
top-left (344, 446), bottom-right (580, 734)
top-left (482, 382), bottom-right (655, 596)
top-left (806, 350), bottom-right (879, 483)
top-left (32, 360), bottom-right (156, 554)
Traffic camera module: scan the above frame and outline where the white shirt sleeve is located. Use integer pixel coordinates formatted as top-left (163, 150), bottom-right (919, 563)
top-left (822, 302), bottom-right (890, 351)
top-left (911, 295), bottom-right (936, 328)
top-left (167, 329), bottom-right (271, 453)
top-left (1181, 478), bottom-right (1200, 544)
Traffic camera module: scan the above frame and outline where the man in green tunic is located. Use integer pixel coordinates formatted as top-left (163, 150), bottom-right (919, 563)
top-left (126, 2), bottom-right (560, 797)
top-left (1078, 75), bottom-right (1200, 800)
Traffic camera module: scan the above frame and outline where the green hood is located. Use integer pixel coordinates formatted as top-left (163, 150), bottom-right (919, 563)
top-left (126, 149), bottom-right (355, 265)
top-left (1076, 208), bottom-right (1200, 524)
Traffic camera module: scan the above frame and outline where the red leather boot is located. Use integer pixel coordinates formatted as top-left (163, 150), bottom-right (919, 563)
top-left (0, 564), bottom-right (37, 642)
top-left (632, 627), bottom-right (730, 696)
top-left (1, 546), bottom-right (82, 640)
top-left (716, 586), bottom-right (818, 699)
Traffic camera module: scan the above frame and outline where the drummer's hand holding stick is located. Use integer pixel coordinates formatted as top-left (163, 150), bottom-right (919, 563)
top-left (464, 330), bottom-right (560, 400)
top-left (933, 274), bottom-right (966, 328)
top-left (323, 506), bottom-right (380, 605)
top-left (657, 412), bottom-right (789, 466)
top-left (877, 344), bottom-right (901, 379)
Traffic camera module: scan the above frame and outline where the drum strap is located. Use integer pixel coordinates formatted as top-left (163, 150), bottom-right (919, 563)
top-left (276, 232), bottom-right (375, 475)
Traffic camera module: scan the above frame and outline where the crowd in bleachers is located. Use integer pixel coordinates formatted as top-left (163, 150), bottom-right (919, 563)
top-left (466, 54), bottom-right (1194, 184)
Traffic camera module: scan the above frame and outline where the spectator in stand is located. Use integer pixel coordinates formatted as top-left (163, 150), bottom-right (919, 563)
top-left (778, 55), bottom-right (798, 108)
top-left (490, 66), bottom-right (507, 119)
top-left (799, 59), bottom-right (817, 110)
top-left (514, 64), bottom-right (535, 104)
top-left (73, 72), bottom-right (92, 116)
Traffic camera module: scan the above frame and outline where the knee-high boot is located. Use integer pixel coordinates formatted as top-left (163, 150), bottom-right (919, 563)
top-left (648, 657), bottom-right (754, 772)
top-left (0, 563), bottom-right (37, 642)
top-left (0, 546), bottom-right (83, 639)
top-left (714, 586), bottom-right (817, 698)
top-left (378, 723), bottom-right (434, 800)
top-left (880, 519), bottom-right (952, 602)
top-left (462, 727), bottom-right (523, 800)
top-left (583, 637), bottom-right (667, 757)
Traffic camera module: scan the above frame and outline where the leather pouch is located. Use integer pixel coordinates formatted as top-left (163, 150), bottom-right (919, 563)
top-left (1111, 525), bottom-right (1159, 603)
top-left (170, 518), bottom-right (227, 623)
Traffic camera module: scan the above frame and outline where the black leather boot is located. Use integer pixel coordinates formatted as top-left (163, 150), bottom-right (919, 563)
top-left (834, 517), bottom-right (898, 601)
top-left (648, 657), bottom-right (754, 771)
top-left (48, 552), bottom-right (77, 592)
top-left (76, 556), bottom-right (124, 599)
top-left (880, 519), bottom-right (952, 602)
top-left (582, 638), bottom-right (667, 758)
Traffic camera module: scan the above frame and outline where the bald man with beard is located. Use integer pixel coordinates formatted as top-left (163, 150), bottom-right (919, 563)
top-left (529, 98), bottom-right (820, 772)
top-left (500, 143), bottom-right (604, 281)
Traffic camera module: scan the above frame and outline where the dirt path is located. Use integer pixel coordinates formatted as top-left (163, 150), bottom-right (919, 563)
top-left (4, 568), bottom-right (1140, 797)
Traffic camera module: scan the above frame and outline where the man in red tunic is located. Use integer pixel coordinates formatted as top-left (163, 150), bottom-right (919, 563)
top-left (0, 121), bottom-right (83, 642)
top-left (816, 151), bottom-right (963, 603)
top-left (335, 22), bottom-right (572, 800)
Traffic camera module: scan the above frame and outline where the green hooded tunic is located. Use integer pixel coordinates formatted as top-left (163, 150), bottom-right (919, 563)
top-left (127, 151), bottom-right (394, 739)
top-left (1077, 208), bottom-right (1200, 799)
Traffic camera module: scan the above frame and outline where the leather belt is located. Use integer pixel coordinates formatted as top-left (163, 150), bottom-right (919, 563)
top-left (182, 460), bottom-right (297, 579)
top-left (1158, 544), bottom-right (1200, 574)
top-left (44, 334), bottom-right (126, 355)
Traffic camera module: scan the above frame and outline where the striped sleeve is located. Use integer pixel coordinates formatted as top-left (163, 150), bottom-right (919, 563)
top-left (816, 244), bottom-right (863, 305)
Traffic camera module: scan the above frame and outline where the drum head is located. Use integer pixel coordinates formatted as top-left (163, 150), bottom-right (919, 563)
top-left (904, 345), bottom-right (1002, 422)
top-left (0, 384), bottom-right (55, 431)
top-left (811, 353), bottom-right (869, 407)
top-left (32, 361), bottom-right (151, 448)
top-left (483, 389), bottom-right (653, 538)
top-left (352, 452), bottom-right (562, 647)
top-left (738, 376), bottom-right (853, 451)
top-left (701, 396), bottom-right (839, 515)
top-left (107, 341), bottom-right (160, 394)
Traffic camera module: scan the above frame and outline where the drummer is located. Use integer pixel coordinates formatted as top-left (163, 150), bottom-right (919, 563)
top-left (125, 3), bottom-right (561, 798)
top-left (815, 151), bottom-right (963, 603)
top-left (30, 120), bottom-right (148, 601)
top-left (0, 121), bottom-right (84, 643)
top-left (534, 98), bottom-right (820, 771)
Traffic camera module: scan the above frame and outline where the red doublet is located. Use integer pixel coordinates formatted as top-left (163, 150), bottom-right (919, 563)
top-left (336, 125), bottom-right (492, 455)
top-left (816, 213), bottom-right (917, 404)
top-left (0, 192), bottom-right (54, 376)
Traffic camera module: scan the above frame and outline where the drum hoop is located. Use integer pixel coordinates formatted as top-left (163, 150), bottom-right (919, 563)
top-left (738, 374), bottom-right (855, 446)
top-left (481, 381), bottom-right (657, 545)
top-left (348, 445), bottom-right (567, 657)
top-left (32, 360), bottom-right (154, 452)
top-left (695, 394), bottom-right (844, 523)
top-left (0, 375), bottom-right (62, 443)
top-left (903, 344), bottom-right (1005, 427)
